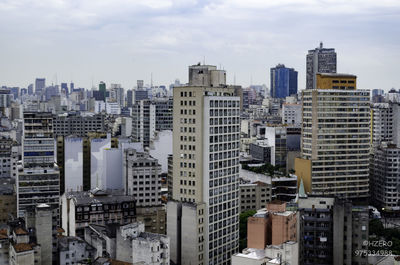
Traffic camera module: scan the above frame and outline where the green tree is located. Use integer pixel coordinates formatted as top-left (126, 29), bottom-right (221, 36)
top-left (239, 210), bottom-right (257, 251)
top-left (369, 219), bottom-right (384, 236)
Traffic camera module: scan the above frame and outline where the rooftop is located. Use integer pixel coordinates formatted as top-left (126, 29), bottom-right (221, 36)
top-left (317, 73), bottom-right (356, 78)
top-left (13, 243), bottom-right (33, 253)
top-left (59, 236), bottom-right (95, 252)
top-left (14, 227), bottom-right (28, 235)
top-left (66, 189), bottom-right (135, 206)
top-left (93, 257), bottom-right (133, 265)
top-left (234, 248), bottom-right (266, 260)
top-left (88, 223), bottom-right (120, 238)
top-left (137, 232), bottom-right (167, 241)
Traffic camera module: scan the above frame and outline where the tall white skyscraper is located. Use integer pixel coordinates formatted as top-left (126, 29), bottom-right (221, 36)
top-left (168, 64), bottom-right (240, 265)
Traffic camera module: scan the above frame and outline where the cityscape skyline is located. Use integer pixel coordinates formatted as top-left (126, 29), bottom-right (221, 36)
top-left (1, 1), bottom-right (400, 91)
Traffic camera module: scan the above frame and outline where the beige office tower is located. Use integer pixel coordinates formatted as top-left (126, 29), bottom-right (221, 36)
top-left (295, 73), bottom-right (370, 200)
top-left (167, 64), bottom-right (240, 265)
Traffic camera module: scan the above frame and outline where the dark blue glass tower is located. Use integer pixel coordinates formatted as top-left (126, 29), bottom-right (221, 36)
top-left (270, 64), bottom-right (298, 98)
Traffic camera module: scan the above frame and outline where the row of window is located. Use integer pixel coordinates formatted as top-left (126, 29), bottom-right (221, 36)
top-left (210, 143), bottom-right (239, 152)
top-left (180, 135), bottom-right (196, 142)
top-left (180, 100), bottom-right (196, 106)
top-left (180, 109), bottom-right (196, 115)
top-left (209, 134), bottom-right (240, 143)
top-left (209, 166), bottom-right (239, 179)
top-left (209, 159), bottom-right (239, 170)
top-left (209, 125), bottom-right (239, 134)
top-left (180, 91), bottom-right (195, 97)
top-left (209, 100), bottom-right (239, 108)
top-left (209, 109), bottom-right (239, 117)
top-left (180, 126), bottom-right (196, 133)
top-left (209, 151), bottom-right (238, 161)
top-left (180, 118), bottom-right (196, 124)
top-left (180, 162), bottom-right (196, 168)
top-left (180, 144), bottom-right (196, 151)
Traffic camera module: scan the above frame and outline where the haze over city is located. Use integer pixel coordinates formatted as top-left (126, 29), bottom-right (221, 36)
top-left (1, 0), bottom-right (400, 90)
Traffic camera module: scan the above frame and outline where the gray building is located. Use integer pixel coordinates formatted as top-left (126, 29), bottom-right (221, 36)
top-left (298, 195), bottom-right (369, 265)
top-left (371, 102), bottom-right (400, 147)
top-left (168, 64), bottom-right (240, 265)
top-left (132, 97), bottom-right (173, 147)
top-left (53, 112), bottom-right (105, 137)
top-left (249, 141), bottom-right (272, 164)
top-left (85, 222), bottom-right (169, 265)
top-left (370, 143), bottom-right (400, 212)
top-left (58, 236), bottom-right (96, 265)
top-left (134, 89), bottom-right (148, 102)
top-left (127, 89), bottom-right (134, 108)
top-left (84, 224), bottom-right (119, 260)
top-left (0, 178), bottom-right (16, 224)
top-left (239, 181), bottom-right (271, 213)
top-left (116, 222), bottom-right (169, 265)
top-left (0, 89), bottom-right (12, 112)
top-left (35, 78), bottom-right (45, 95)
top-left (123, 148), bottom-right (162, 207)
top-left (8, 204), bottom-right (56, 265)
top-left (17, 112), bottom-right (60, 225)
top-left (0, 137), bottom-right (13, 178)
top-left (306, 42), bottom-right (337, 90)
top-left (61, 189), bottom-right (137, 238)
top-left (239, 168), bottom-right (297, 205)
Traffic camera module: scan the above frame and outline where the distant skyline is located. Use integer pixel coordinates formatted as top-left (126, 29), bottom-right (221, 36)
top-left (1, 0), bottom-right (399, 91)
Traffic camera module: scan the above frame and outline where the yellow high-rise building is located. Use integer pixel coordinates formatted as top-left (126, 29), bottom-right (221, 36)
top-left (295, 73), bottom-right (370, 200)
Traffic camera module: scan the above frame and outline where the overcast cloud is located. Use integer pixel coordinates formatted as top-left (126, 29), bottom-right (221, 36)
top-left (0, 0), bottom-right (399, 91)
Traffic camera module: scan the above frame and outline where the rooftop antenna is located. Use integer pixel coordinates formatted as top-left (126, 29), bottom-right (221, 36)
top-left (234, 73), bottom-right (236, 86)
top-left (203, 56), bottom-right (205, 65)
top-left (320, 41), bottom-right (323, 49)
top-left (151, 72), bottom-right (153, 88)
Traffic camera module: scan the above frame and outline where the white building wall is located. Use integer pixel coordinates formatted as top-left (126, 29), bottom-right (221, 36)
top-left (102, 148), bottom-right (123, 190)
top-left (393, 104), bottom-right (400, 147)
top-left (65, 138), bottom-right (83, 192)
top-left (181, 204), bottom-right (199, 265)
top-left (149, 104), bottom-right (156, 141)
top-left (94, 101), bottom-right (106, 113)
top-left (282, 104), bottom-right (301, 126)
top-left (106, 102), bottom-right (121, 115)
top-left (149, 130), bottom-right (172, 174)
top-left (90, 136), bottom-right (111, 189)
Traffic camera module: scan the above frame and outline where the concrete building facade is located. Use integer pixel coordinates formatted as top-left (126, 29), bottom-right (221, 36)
top-left (297, 195), bottom-right (369, 265)
top-left (58, 236), bottom-right (96, 265)
top-left (61, 189), bottom-right (137, 237)
top-left (370, 144), bottom-right (400, 211)
top-left (53, 113), bottom-right (105, 137)
top-left (132, 97), bottom-right (173, 147)
top-left (17, 112), bottom-right (60, 223)
top-left (117, 222), bottom-right (170, 265)
top-left (123, 148), bottom-right (162, 207)
top-left (167, 64), bottom-right (240, 265)
top-left (295, 73), bottom-right (370, 200)
top-left (247, 201), bottom-right (296, 249)
top-left (282, 103), bottom-right (301, 126)
top-left (239, 181), bottom-right (271, 213)
top-left (306, 42), bottom-right (337, 90)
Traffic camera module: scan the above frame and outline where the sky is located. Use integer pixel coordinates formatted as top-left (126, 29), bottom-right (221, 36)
top-left (0, 0), bottom-right (400, 91)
